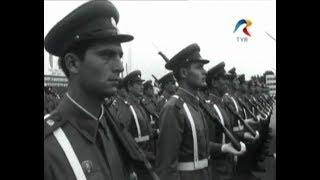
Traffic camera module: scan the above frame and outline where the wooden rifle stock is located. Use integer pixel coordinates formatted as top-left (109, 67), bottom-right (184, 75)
top-left (198, 98), bottom-right (241, 151)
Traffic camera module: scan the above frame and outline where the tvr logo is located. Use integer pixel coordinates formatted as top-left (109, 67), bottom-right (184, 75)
top-left (233, 19), bottom-right (252, 43)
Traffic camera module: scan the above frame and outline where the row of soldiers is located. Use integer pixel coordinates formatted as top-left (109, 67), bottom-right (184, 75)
top-left (105, 43), bottom-right (275, 180)
top-left (44, 87), bottom-right (61, 115)
top-left (44, 1), bottom-right (275, 180)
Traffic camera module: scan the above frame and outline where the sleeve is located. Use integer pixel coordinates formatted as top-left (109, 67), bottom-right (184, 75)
top-left (117, 103), bottom-right (132, 128)
top-left (155, 103), bottom-right (184, 180)
top-left (44, 150), bottom-right (53, 180)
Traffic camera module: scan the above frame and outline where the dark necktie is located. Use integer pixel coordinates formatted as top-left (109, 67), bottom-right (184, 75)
top-left (96, 119), bottom-right (127, 180)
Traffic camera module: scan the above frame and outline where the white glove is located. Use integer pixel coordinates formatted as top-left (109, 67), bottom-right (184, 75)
top-left (254, 131), bottom-right (260, 140)
top-left (221, 142), bottom-right (246, 156)
top-left (244, 131), bottom-right (259, 141)
top-left (130, 171), bottom-right (138, 180)
top-left (244, 132), bottom-right (254, 140)
top-left (256, 115), bottom-right (262, 122)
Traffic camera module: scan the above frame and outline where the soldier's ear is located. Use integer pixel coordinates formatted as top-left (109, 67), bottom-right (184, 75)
top-left (64, 53), bottom-right (82, 75)
top-left (180, 67), bottom-right (189, 79)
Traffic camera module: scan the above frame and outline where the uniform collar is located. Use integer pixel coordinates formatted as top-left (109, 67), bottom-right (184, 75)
top-left (176, 87), bottom-right (200, 108)
top-left (57, 96), bottom-right (101, 143)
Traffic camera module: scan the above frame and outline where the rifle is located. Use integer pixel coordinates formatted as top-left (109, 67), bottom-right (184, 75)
top-left (237, 97), bottom-right (261, 122)
top-left (198, 97), bottom-right (242, 151)
top-left (151, 42), bottom-right (170, 63)
top-left (224, 102), bottom-right (257, 137)
top-left (255, 95), bottom-right (269, 108)
top-left (247, 98), bottom-right (268, 117)
top-left (103, 105), bottom-right (160, 180)
top-left (152, 74), bottom-right (160, 89)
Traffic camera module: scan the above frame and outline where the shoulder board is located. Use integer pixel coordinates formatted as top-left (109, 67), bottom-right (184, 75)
top-left (170, 94), bottom-right (185, 109)
top-left (44, 110), bottom-right (67, 139)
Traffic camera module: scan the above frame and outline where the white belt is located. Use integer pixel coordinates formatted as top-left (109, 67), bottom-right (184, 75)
top-left (54, 127), bottom-right (87, 180)
top-left (134, 135), bottom-right (150, 142)
top-left (177, 158), bottom-right (209, 171)
top-left (229, 96), bottom-right (239, 112)
top-left (128, 104), bottom-right (142, 139)
top-left (213, 104), bottom-right (225, 144)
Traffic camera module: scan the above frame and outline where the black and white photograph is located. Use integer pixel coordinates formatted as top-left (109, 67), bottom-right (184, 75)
top-left (44, 0), bottom-right (276, 180)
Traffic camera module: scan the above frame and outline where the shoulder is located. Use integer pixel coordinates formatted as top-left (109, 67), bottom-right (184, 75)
top-left (44, 110), bottom-right (68, 140)
top-left (164, 94), bottom-right (185, 109)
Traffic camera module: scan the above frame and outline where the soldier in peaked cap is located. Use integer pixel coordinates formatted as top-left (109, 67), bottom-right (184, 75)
top-left (142, 80), bottom-right (158, 116)
top-left (117, 70), bottom-right (156, 180)
top-left (43, 1), bottom-right (144, 180)
top-left (203, 62), bottom-right (247, 180)
top-left (141, 80), bottom-right (160, 135)
top-left (155, 43), bottom-right (212, 180)
top-left (107, 78), bottom-right (130, 126)
top-left (156, 72), bottom-right (177, 112)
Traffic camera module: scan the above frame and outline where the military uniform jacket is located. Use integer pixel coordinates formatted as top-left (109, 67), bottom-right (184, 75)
top-left (206, 93), bottom-right (234, 158)
top-left (107, 95), bottom-right (132, 128)
top-left (44, 97), bottom-right (132, 180)
top-left (157, 92), bottom-right (171, 113)
top-left (206, 94), bottom-right (235, 180)
top-left (141, 95), bottom-right (159, 128)
top-left (221, 93), bottom-right (246, 141)
top-left (124, 94), bottom-right (153, 139)
top-left (155, 88), bottom-right (210, 180)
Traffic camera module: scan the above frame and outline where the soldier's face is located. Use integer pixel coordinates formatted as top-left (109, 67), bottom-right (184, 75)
top-left (212, 77), bottom-right (228, 92)
top-left (145, 87), bottom-right (154, 97)
top-left (186, 62), bottom-right (207, 88)
top-left (166, 81), bottom-right (177, 94)
top-left (240, 83), bottom-right (248, 93)
top-left (78, 42), bottom-right (124, 98)
top-left (233, 79), bottom-right (240, 90)
top-left (118, 87), bottom-right (127, 98)
top-left (129, 81), bottom-right (143, 97)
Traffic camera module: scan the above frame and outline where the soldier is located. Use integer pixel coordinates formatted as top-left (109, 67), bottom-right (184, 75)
top-left (223, 71), bottom-right (261, 180)
top-left (155, 43), bottom-right (211, 180)
top-left (204, 62), bottom-right (247, 180)
top-left (156, 72), bottom-right (177, 113)
top-left (44, 1), bottom-right (146, 179)
top-left (142, 80), bottom-right (159, 123)
top-left (120, 70), bottom-right (156, 180)
top-left (107, 78), bottom-right (131, 127)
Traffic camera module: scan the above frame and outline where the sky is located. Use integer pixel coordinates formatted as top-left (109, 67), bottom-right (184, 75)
top-left (44, 0), bottom-right (276, 81)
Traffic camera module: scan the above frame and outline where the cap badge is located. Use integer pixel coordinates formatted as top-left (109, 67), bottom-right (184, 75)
top-left (110, 17), bottom-right (117, 27)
